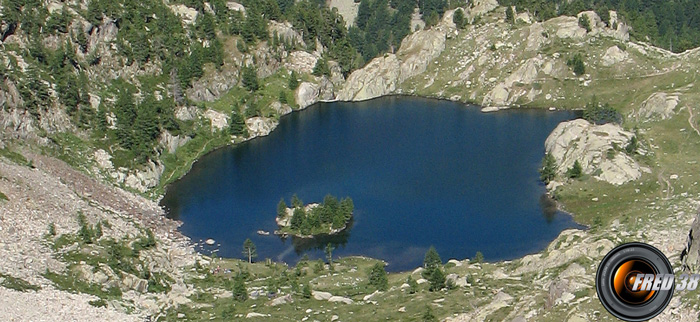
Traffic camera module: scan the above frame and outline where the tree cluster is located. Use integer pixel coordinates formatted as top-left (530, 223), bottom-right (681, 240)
top-left (278, 194), bottom-right (354, 236)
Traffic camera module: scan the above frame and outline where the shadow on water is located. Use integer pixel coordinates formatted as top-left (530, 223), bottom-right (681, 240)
top-left (279, 219), bottom-right (354, 254)
top-left (539, 194), bottom-right (559, 223)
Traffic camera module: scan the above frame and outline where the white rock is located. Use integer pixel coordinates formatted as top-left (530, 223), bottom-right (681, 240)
top-left (328, 296), bottom-right (353, 304)
top-left (205, 239), bottom-right (215, 245)
top-left (245, 117), bottom-right (278, 138)
top-left (634, 92), bottom-right (679, 121)
top-left (246, 312), bottom-right (270, 318)
top-left (601, 45), bottom-right (629, 66)
top-left (204, 109), bottom-right (228, 132)
top-left (296, 82), bottom-right (321, 108)
top-left (545, 119), bottom-right (642, 185)
top-left (312, 291), bottom-right (332, 301)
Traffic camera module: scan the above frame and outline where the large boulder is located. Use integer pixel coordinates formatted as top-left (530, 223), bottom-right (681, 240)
top-left (601, 45), bottom-right (629, 66)
top-left (634, 92), bottom-right (679, 121)
top-left (159, 131), bottom-right (191, 154)
top-left (544, 119), bottom-right (645, 185)
top-left (549, 16), bottom-right (587, 40)
top-left (296, 82), bottom-right (321, 108)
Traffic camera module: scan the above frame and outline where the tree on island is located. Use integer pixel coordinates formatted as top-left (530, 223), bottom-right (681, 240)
top-left (277, 199), bottom-right (287, 218)
top-left (242, 238), bottom-right (257, 263)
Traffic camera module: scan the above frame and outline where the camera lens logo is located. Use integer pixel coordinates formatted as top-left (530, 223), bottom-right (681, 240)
top-left (596, 243), bottom-right (674, 321)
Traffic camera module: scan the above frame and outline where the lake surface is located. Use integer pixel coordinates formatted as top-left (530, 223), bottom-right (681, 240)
top-left (161, 96), bottom-right (583, 271)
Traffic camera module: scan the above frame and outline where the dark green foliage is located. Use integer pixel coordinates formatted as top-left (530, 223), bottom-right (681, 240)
top-left (539, 153), bottom-right (557, 184)
top-left (422, 305), bottom-right (438, 322)
top-left (48, 223), bottom-right (56, 236)
top-left (288, 71), bottom-right (300, 90)
top-left (578, 14), bottom-right (591, 32)
top-left (312, 57), bottom-right (331, 77)
top-left (625, 136), bottom-right (638, 154)
top-left (46, 8), bottom-right (71, 34)
top-left (241, 65), bottom-right (259, 92)
top-left (281, 195), bottom-right (353, 236)
top-left (325, 242), bottom-right (335, 270)
top-left (277, 199), bottom-right (288, 218)
top-left (566, 53), bottom-right (585, 76)
top-left (453, 8), bottom-right (466, 29)
top-left (423, 246), bottom-right (442, 269)
top-left (406, 275), bottom-right (418, 293)
top-left (242, 238), bottom-right (257, 263)
top-left (505, 6), bottom-right (514, 23)
top-left (229, 110), bottom-right (248, 137)
top-left (368, 262), bottom-right (389, 291)
top-left (473, 251), bottom-right (484, 263)
top-left (422, 246), bottom-right (445, 291)
top-left (302, 283), bottom-right (312, 298)
top-left (232, 275), bottom-right (248, 301)
top-left (566, 160), bottom-right (583, 179)
top-left (427, 264), bottom-right (445, 291)
top-left (582, 96), bottom-right (622, 124)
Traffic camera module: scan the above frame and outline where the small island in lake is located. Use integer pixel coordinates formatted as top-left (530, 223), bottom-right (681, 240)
top-left (275, 194), bottom-right (353, 238)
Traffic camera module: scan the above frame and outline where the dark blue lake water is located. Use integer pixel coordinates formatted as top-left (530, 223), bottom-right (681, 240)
top-left (161, 96), bottom-right (583, 271)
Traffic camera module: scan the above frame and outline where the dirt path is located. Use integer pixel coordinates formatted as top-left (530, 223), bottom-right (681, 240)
top-left (658, 171), bottom-right (673, 200)
top-left (688, 104), bottom-right (700, 137)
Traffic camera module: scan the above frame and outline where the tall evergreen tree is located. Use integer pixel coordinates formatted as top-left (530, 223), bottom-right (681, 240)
top-left (242, 238), bottom-right (257, 263)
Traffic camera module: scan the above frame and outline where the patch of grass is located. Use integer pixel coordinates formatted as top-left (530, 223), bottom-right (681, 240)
top-left (0, 273), bottom-right (41, 292)
top-left (0, 191), bottom-right (7, 201)
top-left (0, 147), bottom-right (31, 166)
top-left (43, 270), bottom-right (122, 300)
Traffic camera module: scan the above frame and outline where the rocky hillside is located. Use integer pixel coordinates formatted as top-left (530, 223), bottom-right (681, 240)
top-left (2, 0), bottom-right (700, 321)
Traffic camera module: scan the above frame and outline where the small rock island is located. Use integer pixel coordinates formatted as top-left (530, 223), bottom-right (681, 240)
top-left (275, 194), bottom-right (353, 238)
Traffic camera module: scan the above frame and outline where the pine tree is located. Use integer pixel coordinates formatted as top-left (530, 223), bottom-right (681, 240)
top-left (505, 6), bottom-right (514, 24)
top-left (566, 160), bottom-right (583, 179)
top-left (453, 9), bottom-right (465, 29)
top-left (368, 262), bottom-right (389, 291)
top-left (325, 243), bottom-right (334, 269)
top-left (288, 70), bottom-right (299, 90)
top-left (407, 275), bottom-right (418, 294)
top-left (242, 238), bottom-right (257, 263)
top-left (277, 198), bottom-right (288, 218)
top-left (423, 246), bottom-right (442, 269)
top-left (428, 267), bottom-right (445, 291)
top-left (302, 283), bottom-right (312, 299)
top-left (241, 65), bottom-right (259, 92)
top-left (539, 153), bottom-right (557, 184)
top-left (579, 14), bottom-right (591, 33)
top-left (229, 110), bottom-right (248, 137)
top-left (232, 275), bottom-right (248, 301)
top-left (422, 305), bottom-right (438, 322)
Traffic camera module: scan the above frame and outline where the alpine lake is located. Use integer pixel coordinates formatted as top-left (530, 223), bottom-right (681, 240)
top-left (161, 96), bottom-right (584, 271)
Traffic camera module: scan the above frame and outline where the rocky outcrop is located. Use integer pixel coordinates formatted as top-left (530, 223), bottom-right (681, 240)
top-left (338, 12), bottom-right (452, 101)
top-left (285, 51), bottom-right (318, 74)
top-left (296, 82), bottom-right (321, 108)
top-left (124, 160), bottom-right (165, 193)
top-left (682, 211), bottom-right (700, 272)
top-left (549, 16), bottom-right (587, 40)
top-left (601, 45), bottom-right (629, 66)
top-left (337, 54), bottom-right (401, 101)
top-left (159, 131), bottom-right (191, 154)
top-left (186, 69), bottom-right (239, 102)
top-left (204, 109), bottom-right (229, 131)
top-left (268, 21), bottom-right (304, 48)
top-left (634, 92), bottom-right (680, 121)
top-left (545, 119), bottom-right (646, 185)
top-left (245, 117), bottom-right (278, 138)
